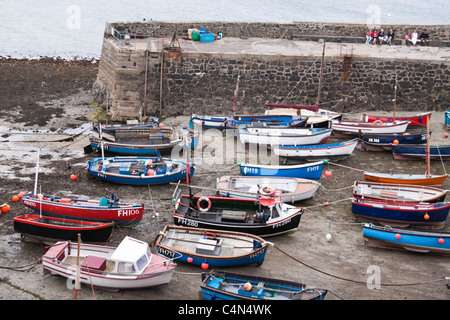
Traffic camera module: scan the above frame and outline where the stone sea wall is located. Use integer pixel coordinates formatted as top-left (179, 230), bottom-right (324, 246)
top-left (93, 21), bottom-right (449, 121)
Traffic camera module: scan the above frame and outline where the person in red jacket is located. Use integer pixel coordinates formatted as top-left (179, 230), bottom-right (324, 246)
top-left (371, 29), bottom-right (379, 45)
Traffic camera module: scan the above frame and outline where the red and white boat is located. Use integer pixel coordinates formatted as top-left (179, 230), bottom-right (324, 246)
top-left (22, 192), bottom-right (144, 227)
top-left (331, 120), bottom-right (410, 136)
top-left (13, 214), bottom-right (114, 243)
top-left (361, 112), bottom-right (432, 127)
top-left (42, 236), bottom-right (176, 289)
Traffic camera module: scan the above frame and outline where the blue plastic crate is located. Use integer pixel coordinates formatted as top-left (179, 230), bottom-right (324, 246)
top-left (200, 33), bottom-right (215, 43)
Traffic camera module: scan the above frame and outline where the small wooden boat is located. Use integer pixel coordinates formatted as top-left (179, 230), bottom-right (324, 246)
top-left (239, 161), bottom-right (324, 180)
top-left (272, 138), bottom-right (358, 162)
top-left (362, 223), bottom-right (450, 255)
top-left (13, 214), bottom-right (114, 243)
top-left (200, 269), bottom-right (328, 300)
top-left (392, 144), bottom-right (450, 160)
top-left (353, 180), bottom-right (447, 203)
top-left (42, 236), bottom-right (177, 289)
top-left (173, 193), bottom-right (304, 237)
top-left (363, 171), bottom-right (448, 187)
top-left (22, 192), bottom-right (144, 227)
top-left (89, 126), bottom-right (199, 156)
top-left (154, 225), bottom-right (270, 267)
top-left (361, 111), bottom-right (432, 127)
top-left (190, 114), bottom-right (307, 130)
top-left (358, 131), bottom-right (428, 151)
top-left (87, 156), bottom-right (194, 185)
top-left (217, 176), bottom-right (320, 203)
top-left (264, 103), bottom-right (342, 128)
top-left (351, 198), bottom-right (450, 229)
top-left (239, 127), bottom-right (331, 146)
top-left (331, 120), bottom-right (410, 136)
top-left (92, 120), bottom-right (159, 134)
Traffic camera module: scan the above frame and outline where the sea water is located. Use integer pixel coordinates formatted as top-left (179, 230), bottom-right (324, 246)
top-left (0, 0), bottom-right (448, 59)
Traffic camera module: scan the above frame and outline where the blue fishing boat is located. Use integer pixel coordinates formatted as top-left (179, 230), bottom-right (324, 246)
top-left (392, 144), bottom-right (450, 160)
top-left (238, 161), bottom-right (324, 180)
top-left (272, 138), bottom-right (358, 162)
top-left (154, 225), bottom-right (270, 267)
top-left (201, 269), bottom-right (328, 300)
top-left (359, 131), bottom-right (428, 151)
top-left (362, 223), bottom-right (450, 255)
top-left (352, 198), bottom-right (450, 229)
top-left (89, 126), bottom-right (199, 156)
top-left (87, 155), bottom-right (194, 185)
top-left (190, 114), bottom-right (307, 130)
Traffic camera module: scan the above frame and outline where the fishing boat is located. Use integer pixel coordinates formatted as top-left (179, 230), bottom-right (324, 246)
top-left (358, 131), bottom-right (428, 151)
top-left (239, 126), bottom-right (332, 146)
top-left (332, 119), bottom-right (410, 136)
top-left (172, 192), bottom-right (304, 237)
top-left (361, 111), bottom-right (432, 127)
top-left (21, 192), bottom-right (144, 227)
top-left (392, 145), bottom-right (450, 160)
top-left (351, 198), bottom-right (450, 229)
top-left (13, 214), bottom-right (114, 243)
top-left (363, 113), bottom-right (448, 186)
top-left (271, 138), bottom-right (358, 162)
top-left (264, 103), bottom-right (342, 128)
top-left (216, 176), bottom-right (320, 203)
top-left (239, 161), bottom-right (324, 180)
top-left (154, 225), bottom-right (270, 267)
top-left (42, 236), bottom-right (177, 289)
top-left (87, 155), bottom-right (194, 185)
top-left (362, 223), bottom-right (450, 255)
top-left (89, 126), bottom-right (198, 156)
top-left (352, 180), bottom-right (447, 203)
top-left (200, 269), bottom-right (328, 300)
top-left (92, 119), bottom-right (159, 134)
top-left (363, 172), bottom-right (448, 187)
top-left (190, 114), bottom-right (308, 130)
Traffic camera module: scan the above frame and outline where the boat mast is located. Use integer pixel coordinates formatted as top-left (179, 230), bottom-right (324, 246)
top-left (426, 113), bottom-right (431, 177)
top-left (232, 75), bottom-right (240, 118)
top-left (393, 73), bottom-right (397, 117)
top-left (316, 42), bottom-right (326, 107)
top-left (33, 148), bottom-right (40, 196)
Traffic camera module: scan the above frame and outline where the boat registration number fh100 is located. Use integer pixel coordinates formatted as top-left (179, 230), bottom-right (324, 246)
top-left (118, 209), bottom-right (141, 217)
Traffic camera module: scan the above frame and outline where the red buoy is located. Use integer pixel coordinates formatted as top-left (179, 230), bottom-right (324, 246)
top-left (324, 170), bottom-right (332, 178)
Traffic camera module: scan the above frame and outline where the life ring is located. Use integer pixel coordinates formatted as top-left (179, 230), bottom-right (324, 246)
top-left (259, 185), bottom-right (275, 196)
top-left (204, 232), bottom-right (216, 239)
top-left (197, 196), bottom-right (212, 212)
top-left (372, 120), bottom-right (383, 126)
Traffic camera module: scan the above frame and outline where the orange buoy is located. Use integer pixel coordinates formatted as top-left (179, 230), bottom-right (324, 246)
top-left (444, 132), bottom-right (448, 138)
top-left (70, 174), bottom-right (77, 181)
top-left (393, 139), bottom-right (399, 145)
top-left (158, 123), bottom-right (164, 128)
top-left (395, 233), bottom-right (401, 240)
top-left (12, 195), bottom-right (20, 202)
top-left (438, 238), bottom-right (445, 244)
top-left (1, 204), bottom-right (10, 213)
top-left (324, 170), bottom-right (332, 178)
top-left (18, 192), bottom-right (24, 199)
top-left (201, 262), bottom-right (209, 270)
top-left (243, 282), bottom-right (252, 291)
top-left (424, 213), bottom-right (430, 220)
top-left (187, 257), bottom-right (193, 263)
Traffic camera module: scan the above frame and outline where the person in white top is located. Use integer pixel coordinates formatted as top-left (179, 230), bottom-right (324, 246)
top-left (411, 30), bottom-right (418, 46)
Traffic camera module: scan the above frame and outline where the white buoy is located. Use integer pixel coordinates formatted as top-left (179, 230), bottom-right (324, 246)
top-left (326, 233), bottom-right (332, 241)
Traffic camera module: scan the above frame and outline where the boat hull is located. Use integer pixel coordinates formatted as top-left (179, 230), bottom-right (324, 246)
top-left (358, 132), bottom-right (428, 151)
top-left (332, 120), bottom-right (410, 135)
top-left (87, 156), bottom-right (194, 185)
top-left (13, 214), bottom-right (114, 243)
top-left (239, 127), bottom-right (331, 146)
top-left (155, 225), bottom-right (269, 267)
top-left (352, 180), bottom-right (447, 203)
top-left (239, 161), bottom-right (324, 180)
top-left (217, 176), bottom-right (320, 203)
top-left (352, 198), bottom-right (449, 229)
top-left (200, 269), bottom-right (327, 300)
top-left (392, 145), bottom-right (450, 160)
top-left (363, 172), bottom-right (448, 187)
top-left (22, 193), bottom-right (144, 227)
top-left (362, 223), bottom-right (450, 255)
top-left (42, 241), bottom-right (176, 289)
top-left (361, 112), bottom-right (431, 127)
top-left (173, 195), bottom-right (303, 237)
top-left (272, 138), bottom-right (358, 161)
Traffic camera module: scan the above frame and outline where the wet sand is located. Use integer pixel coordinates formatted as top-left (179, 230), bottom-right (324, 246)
top-left (0, 58), bottom-right (448, 301)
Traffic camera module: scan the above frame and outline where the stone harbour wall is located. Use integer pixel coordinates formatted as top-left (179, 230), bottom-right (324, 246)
top-left (93, 21), bottom-right (449, 121)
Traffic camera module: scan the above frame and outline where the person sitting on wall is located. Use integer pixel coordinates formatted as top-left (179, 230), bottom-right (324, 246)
top-left (387, 29), bottom-right (395, 46)
top-left (419, 30), bottom-right (430, 46)
top-left (378, 29), bottom-right (386, 45)
top-left (365, 30), bottom-right (372, 44)
top-left (371, 29), bottom-right (379, 45)
top-left (410, 30), bottom-right (419, 46)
